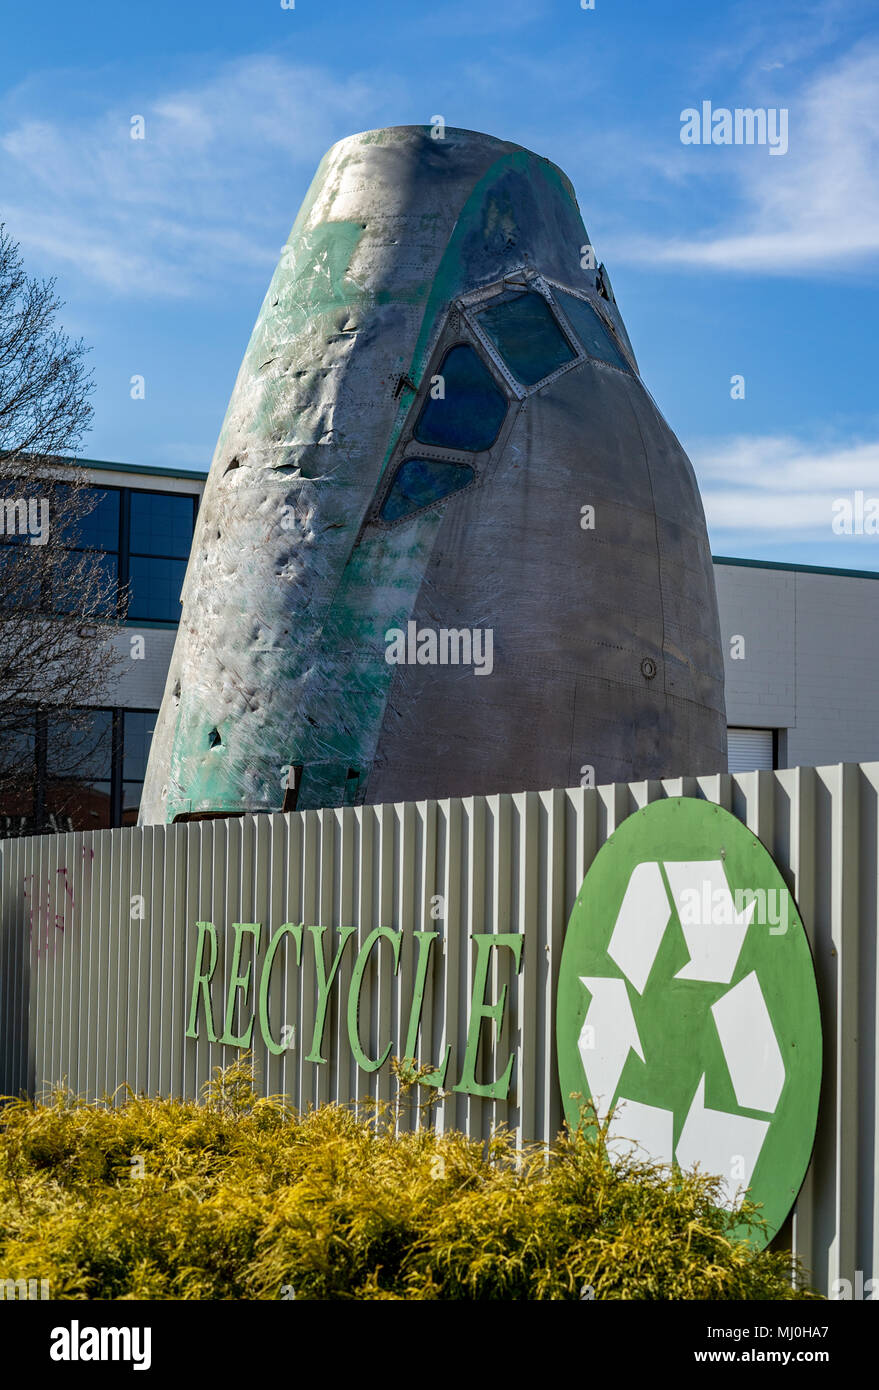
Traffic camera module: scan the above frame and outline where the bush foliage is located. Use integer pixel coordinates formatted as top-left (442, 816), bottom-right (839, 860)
top-left (0, 1059), bottom-right (818, 1300)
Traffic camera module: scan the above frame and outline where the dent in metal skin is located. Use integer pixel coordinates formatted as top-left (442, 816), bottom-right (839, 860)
top-left (140, 125), bottom-right (726, 824)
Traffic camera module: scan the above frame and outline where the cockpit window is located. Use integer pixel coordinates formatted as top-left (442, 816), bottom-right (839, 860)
top-left (380, 458), bottom-right (476, 522)
top-left (414, 344), bottom-right (507, 452)
top-left (475, 290), bottom-right (575, 386)
top-left (553, 289), bottom-right (632, 373)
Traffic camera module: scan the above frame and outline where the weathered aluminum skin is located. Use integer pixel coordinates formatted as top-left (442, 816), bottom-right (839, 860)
top-left (140, 125), bottom-right (726, 824)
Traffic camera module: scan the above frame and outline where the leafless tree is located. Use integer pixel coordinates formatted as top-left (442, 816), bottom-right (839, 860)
top-left (0, 224), bottom-right (125, 834)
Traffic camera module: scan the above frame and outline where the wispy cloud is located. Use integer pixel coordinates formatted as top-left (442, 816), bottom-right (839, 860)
top-left (2, 23), bottom-right (875, 302)
top-left (692, 433), bottom-right (879, 545)
top-left (619, 40), bottom-right (879, 274)
top-left (0, 56), bottom-right (398, 296)
top-left (690, 0), bottom-right (861, 83)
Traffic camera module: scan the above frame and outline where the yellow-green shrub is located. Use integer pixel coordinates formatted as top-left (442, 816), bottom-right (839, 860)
top-left (0, 1060), bottom-right (818, 1301)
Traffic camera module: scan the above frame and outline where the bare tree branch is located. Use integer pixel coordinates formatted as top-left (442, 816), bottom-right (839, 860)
top-left (0, 224), bottom-right (126, 831)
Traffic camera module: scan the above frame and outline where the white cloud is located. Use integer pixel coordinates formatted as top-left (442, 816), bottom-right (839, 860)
top-left (691, 433), bottom-right (879, 542)
top-left (4, 32), bottom-right (876, 299)
top-left (690, 0), bottom-right (858, 85)
top-left (620, 41), bottom-right (879, 274)
top-left (0, 56), bottom-right (397, 296)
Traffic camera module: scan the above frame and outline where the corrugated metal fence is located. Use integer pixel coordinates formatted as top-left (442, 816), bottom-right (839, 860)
top-left (1, 763), bottom-right (878, 1296)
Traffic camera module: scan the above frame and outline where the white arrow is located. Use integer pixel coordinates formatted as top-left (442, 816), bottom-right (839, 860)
top-left (675, 1075), bottom-right (770, 1209)
top-left (712, 971), bottom-right (785, 1113)
top-left (578, 976), bottom-right (645, 1107)
top-left (607, 1098), bottom-right (675, 1170)
top-left (664, 860), bottom-right (756, 984)
top-left (607, 861), bottom-right (670, 994)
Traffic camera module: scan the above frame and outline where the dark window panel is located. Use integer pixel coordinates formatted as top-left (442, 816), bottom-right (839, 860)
top-left (414, 344), bottom-right (508, 452)
top-left (0, 719), bottom-right (36, 764)
top-left (0, 750), bottom-right (36, 825)
top-left (476, 290), bottom-right (575, 386)
top-left (130, 491), bottom-right (196, 559)
top-left (0, 544), bottom-right (43, 610)
top-left (122, 780), bottom-right (143, 825)
top-left (554, 289), bottom-right (632, 374)
top-left (381, 459), bottom-right (475, 522)
top-left (45, 780), bottom-right (112, 831)
top-left (127, 556), bottom-right (187, 622)
top-left (0, 707), bottom-right (37, 834)
top-left (47, 710), bottom-right (113, 781)
top-left (0, 716), bottom-right (36, 793)
top-left (0, 490), bottom-right (36, 545)
top-left (51, 550), bottom-right (119, 616)
top-left (123, 712), bottom-right (157, 781)
top-left (52, 485), bottom-right (121, 551)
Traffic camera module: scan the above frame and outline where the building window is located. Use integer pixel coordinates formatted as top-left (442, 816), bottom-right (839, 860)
top-left (0, 543), bottom-right (42, 611)
top-left (128, 554), bottom-right (187, 622)
top-left (55, 483), bottom-right (122, 551)
top-left (0, 706), bottom-right (158, 837)
top-left (0, 717), bottom-right (36, 833)
top-left (0, 481), bottom-right (197, 623)
top-left (727, 727), bottom-right (776, 774)
top-left (130, 491), bottom-right (195, 558)
top-left (51, 484), bottom-right (122, 619)
top-left (122, 709), bottom-right (157, 825)
top-left (45, 708), bottom-right (113, 831)
top-left (52, 550), bottom-right (120, 616)
top-left (0, 476), bottom-right (192, 837)
top-left (0, 482), bottom-right (122, 616)
top-left (126, 491), bottom-right (195, 622)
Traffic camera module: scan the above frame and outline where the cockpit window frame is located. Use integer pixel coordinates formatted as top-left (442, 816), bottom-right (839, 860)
top-left (369, 267), bottom-right (639, 531)
top-left (459, 269), bottom-right (638, 392)
top-left (369, 319), bottom-right (520, 530)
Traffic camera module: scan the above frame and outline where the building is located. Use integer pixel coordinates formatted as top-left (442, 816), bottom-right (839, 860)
top-left (0, 458), bottom-right (204, 837)
top-left (1, 456), bottom-right (877, 835)
top-left (717, 556), bottom-right (879, 773)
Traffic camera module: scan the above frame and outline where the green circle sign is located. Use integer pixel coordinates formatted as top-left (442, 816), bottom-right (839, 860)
top-left (556, 797), bottom-right (822, 1247)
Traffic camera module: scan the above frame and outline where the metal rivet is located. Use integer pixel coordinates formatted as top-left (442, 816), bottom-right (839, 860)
top-left (640, 657), bottom-right (657, 680)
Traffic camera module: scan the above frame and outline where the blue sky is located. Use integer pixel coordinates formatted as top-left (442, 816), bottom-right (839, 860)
top-left (2, 0), bottom-right (877, 568)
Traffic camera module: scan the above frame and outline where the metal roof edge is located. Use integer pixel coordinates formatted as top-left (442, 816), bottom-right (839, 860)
top-left (65, 455), bottom-right (209, 483)
top-left (712, 555), bottom-right (879, 582)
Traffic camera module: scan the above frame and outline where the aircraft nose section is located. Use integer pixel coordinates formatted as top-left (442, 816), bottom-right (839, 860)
top-left (140, 127), bottom-right (725, 825)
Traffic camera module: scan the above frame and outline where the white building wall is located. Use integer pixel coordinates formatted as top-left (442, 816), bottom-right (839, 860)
top-left (714, 561), bottom-right (879, 768)
top-left (104, 627), bottom-right (178, 709)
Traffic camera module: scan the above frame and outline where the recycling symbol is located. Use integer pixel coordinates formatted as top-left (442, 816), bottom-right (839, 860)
top-left (556, 798), bottom-right (822, 1247)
